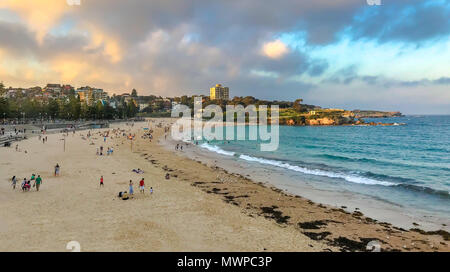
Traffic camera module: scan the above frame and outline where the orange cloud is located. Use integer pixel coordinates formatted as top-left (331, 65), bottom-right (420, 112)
top-left (85, 26), bottom-right (123, 63)
top-left (261, 39), bottom-right (289, 59)
top-left (0, 0), bottom-right (69, 43)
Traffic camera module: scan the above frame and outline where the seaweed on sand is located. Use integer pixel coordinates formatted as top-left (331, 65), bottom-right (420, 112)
top-left (260, 206), bottom-right (290, 224)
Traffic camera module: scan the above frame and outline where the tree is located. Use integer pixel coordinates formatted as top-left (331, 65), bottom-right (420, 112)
top-left (125, 101), bottom-right (138, 118)
top-left (47, 99), bottom-right (60, 119)
top-left (0, 97), bottom-right (9, 118)
top-left (131, 89), bottom-right (138, 97)
top-left (293, 99), bottom-right (305, 112)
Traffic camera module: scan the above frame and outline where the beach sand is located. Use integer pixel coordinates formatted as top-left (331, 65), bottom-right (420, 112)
top-left (0, 119), bottom-right (448, 252)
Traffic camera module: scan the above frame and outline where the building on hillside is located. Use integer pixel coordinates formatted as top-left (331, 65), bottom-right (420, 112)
top-left (76, 87), bottom-right (108, 105)
top-left (61, 85), bottom-right (74, 95)
top-left (110, 101), bottom-right (117, 109)
top-left (210, 84), bottom-right (229, 100)
top-left (139, 103), bottom-right (148, 111)
top-left (44, 84), bottom-right (62, 94)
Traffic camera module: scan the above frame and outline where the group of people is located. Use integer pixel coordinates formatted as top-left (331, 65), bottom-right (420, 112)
top-left (96, 146), bottom-right (114, 156)
top-left (132, 168), bottom-right (144, 174)
top-left (40, 135), bottom-right (48, 144)
top-left (142, 132), bottom-right (153, 141)
top-left (175, 143), bottom-right (184, 151)
top-left (116, 177), bottom-right (154, 200)
top-left (11, 174), bottom-right (43, 192)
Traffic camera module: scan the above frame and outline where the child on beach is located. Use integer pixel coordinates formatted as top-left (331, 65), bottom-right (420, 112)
top-left (150, 187), bottom-right (153, 194)
top-left (139, 178), bottom-right (145, 193)
top-left (100, 176), bottom-right (104, 187)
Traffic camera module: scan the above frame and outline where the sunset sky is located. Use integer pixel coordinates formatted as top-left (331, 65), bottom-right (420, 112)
top-left (0, 0), bottom-right (449, 114)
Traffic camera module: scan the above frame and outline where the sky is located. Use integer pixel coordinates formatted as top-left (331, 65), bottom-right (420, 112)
top-left (0, 0), bottom-right (449, 114)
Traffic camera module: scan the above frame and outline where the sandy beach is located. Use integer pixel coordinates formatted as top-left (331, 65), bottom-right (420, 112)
top-left (0, 118), bottom-right (448, 252)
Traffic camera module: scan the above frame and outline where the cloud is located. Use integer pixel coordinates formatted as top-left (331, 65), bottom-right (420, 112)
top-left (83, 25), bottom-right (123, 63)
top-left (0, 0), bottom-right (69, 43)
top-left (261, 40), bottom-right (289, 59)
top-left (0, 0), bottom-right (449, 114)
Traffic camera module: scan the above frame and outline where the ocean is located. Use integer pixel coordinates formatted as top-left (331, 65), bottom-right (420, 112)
top-left (195, 115), bottom-right (450, 227)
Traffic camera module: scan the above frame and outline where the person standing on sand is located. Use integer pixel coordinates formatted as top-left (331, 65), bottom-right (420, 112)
top-left (35, 175), bottom-right (42, 191)
top-left (139, 178), bottom-right (145, 193)
top-left (11, 176), bottom-right (17, 190)
top-left (100, 176), bottom-right (104, 187)
top-left (150, 187), bottom-right (153, 194)
top-left (54, 164), bottom-right (60, 176)
top-left (129, 180), bottom-right (134, 195)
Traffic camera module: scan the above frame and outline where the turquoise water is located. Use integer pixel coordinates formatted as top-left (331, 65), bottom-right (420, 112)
top-left (199, 115), bottom-right (450, 217)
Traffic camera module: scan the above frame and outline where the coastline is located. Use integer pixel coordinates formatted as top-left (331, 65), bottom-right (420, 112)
top-left (0, 118), bottom-right (448, 251)
top-left (169, 139), bottom-right (449, 232)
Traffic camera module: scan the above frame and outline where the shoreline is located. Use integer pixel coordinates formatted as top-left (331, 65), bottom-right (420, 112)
top-left (0, 118), bottom-right (448, 251)
top-left (157, 120), bottom-right (450, 251)
top-left (168, 139), bottom-right (449, 232)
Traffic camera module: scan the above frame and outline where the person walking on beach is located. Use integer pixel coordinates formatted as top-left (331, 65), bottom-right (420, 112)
top-left (11, 176), bottom-right (17, 190)
top-left (54, 164), bottom-right (60, 176)
top-left (139, 178), bottom-right (145, 194)
top-left (31, 174), bottom-right (35, 182)
top-left (35, 175), bottom-right (42, 191)
top-left (150, 187), bottom-right (153, 194)
top-left (129, 180), bottom-right (134, 195)
top-left (100, 176), bottom-right (104, 187)
top-left (21, 178), bottom-right (27, 191)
